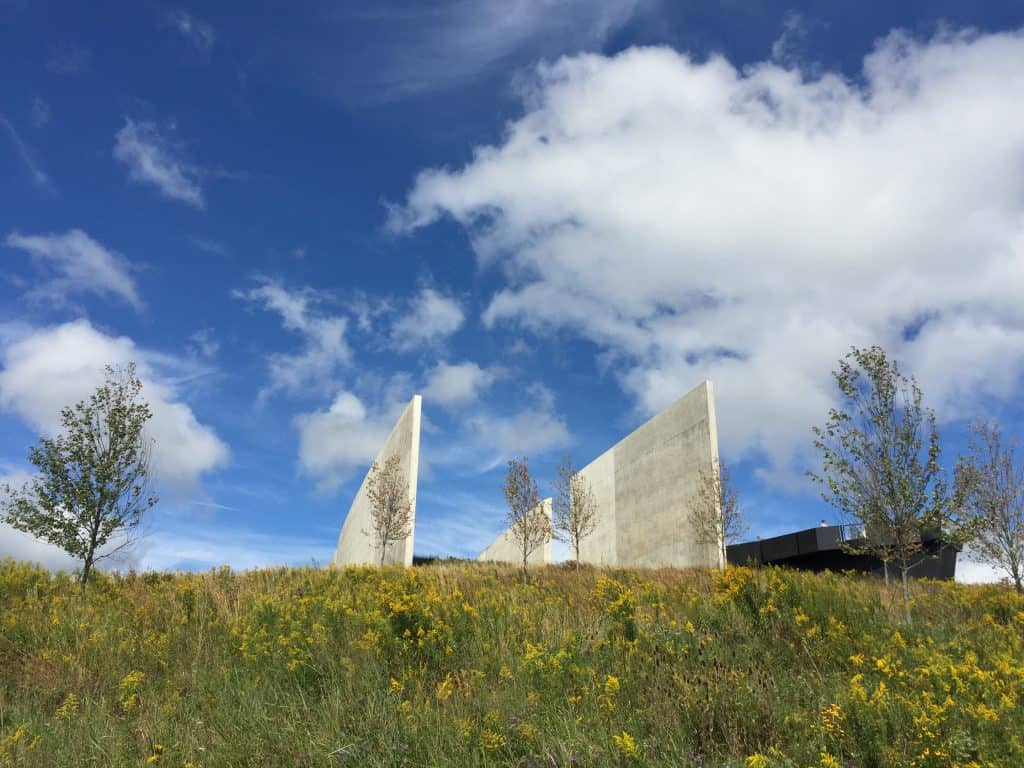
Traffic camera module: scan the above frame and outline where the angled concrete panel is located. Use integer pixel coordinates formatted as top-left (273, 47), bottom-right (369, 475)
top-left (577, 381), bottom-right (721, 569)
top-left (332, 395), bottom-right (421, 567)
top-left (477, 498), bottom-right (553, 565)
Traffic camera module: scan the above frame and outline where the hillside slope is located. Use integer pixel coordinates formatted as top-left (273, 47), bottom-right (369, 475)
top-left (1, 560), bottom-right (1022, 767)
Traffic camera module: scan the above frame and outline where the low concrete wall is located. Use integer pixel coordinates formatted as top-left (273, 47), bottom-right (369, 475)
top-left (477, 498), bottom-right (553, 565)
top-left (577, 381), bottom-right (721, 569)
top-left (332, 395), bottom-right (421, 567)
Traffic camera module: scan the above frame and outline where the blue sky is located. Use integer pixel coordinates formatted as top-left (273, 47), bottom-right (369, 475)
top-left (2, 1), bottom-right (1023, 579)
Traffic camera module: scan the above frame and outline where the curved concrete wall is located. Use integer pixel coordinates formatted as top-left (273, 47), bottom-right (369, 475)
top-left (577, 381), bottom-right (721, 569)
top-left (477, 498), bottom-right (553, 565)
top-left (332, 395), bottom-right (421, 567)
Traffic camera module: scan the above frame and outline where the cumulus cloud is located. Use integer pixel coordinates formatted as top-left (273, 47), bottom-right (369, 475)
top-left (460, 384), bottom-right (571, 470)
top-left (390, 288), bottom-right (464, 350)
top-left (393, 29), bottom-right (1024, 486)
top-left (235, 277), bottom-right (350, 400)
top-left (6, 228), bottom-right (143, 310)
top-left (0, 468), bottom-right (76, 569)
top-left (0, 320), bottom-right (229, 489)
top-left (295, 390), bottom-right (407, 491)
top-left (0, 522), bottom-right (79, 570)
top-left (114, 118), bottom-right (203, 208)
top-left (423, 361), bottom-right (495, 407)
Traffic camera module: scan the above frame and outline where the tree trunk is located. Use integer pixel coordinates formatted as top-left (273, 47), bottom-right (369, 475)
top-left (900, 564), bottom-right (912, 624)
top-left (79, 558), bottom-right (92, 595)
top-left (521, 552), bottom-right (529, 585)
top-left (379, 541), bottom-right (387, 568)
top-left (882, 560), bottom-right (890, 586)
top-left (574, 542), bottom-right (580, 572)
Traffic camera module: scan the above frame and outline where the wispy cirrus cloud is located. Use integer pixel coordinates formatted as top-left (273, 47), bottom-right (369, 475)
top-left (113, 118), bottom-right (204, 208)
top-left (167, 9), bottom-right (216, 54)
top-left (0, 114), bottom-right (55, 193)
top-left (6, 228), bottom-right (143, 310)
top-left (288, 0), bottom-right (644, 104)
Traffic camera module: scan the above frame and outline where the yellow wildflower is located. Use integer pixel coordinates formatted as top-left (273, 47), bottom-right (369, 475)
top-left (55, 692), bottom-right (79, 719)
top-left (604, 675), bottom-right (621, 695)
top-left (479, 729), bottom-right (506, 750)
top-left (612, 730), bottom-right (638, 758)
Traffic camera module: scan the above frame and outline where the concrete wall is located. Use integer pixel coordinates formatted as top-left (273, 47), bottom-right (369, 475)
top-left (332, 395), bottom-right (421, 567)
top-left (477, 498), bottom-right (553, 565)
top-left (577, 381), bottom-right (721, 569)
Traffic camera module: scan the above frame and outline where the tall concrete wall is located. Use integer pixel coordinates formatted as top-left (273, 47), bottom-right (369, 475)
top-left (477, 498), bottom-right (553, 565)
top-left (577, 381), bottom-right (721, 569)
top-left (332, 395), bottom-right (421, 567)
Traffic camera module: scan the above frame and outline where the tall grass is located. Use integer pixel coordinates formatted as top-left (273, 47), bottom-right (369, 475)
top-left (1, 559), bottom-right (1022, 767)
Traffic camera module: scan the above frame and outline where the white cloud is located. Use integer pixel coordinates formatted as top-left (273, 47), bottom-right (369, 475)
top-left (394, 29), bottom-right (1024, 486)
top-left (113, 118), bottom-right (203, 208)
top-left (295, 390), bottom-right (406, 491)
top-left (0, 468), bottom-right (77, 570)
top-left (460, 384), bottom-right (571, 470)
top-left (348, 291), bottom-right (393, 332)
top-left (771, 11), bottom-right (807, 65)
top-left (0, 522), bottom-right (79, 570)
top-left (189, 328), bottom-right (219, 359)
top-left (6, 228), bottom-right (143, 310)
top-left (423, 360), bottom-right (495, 407)
top-left (168, 9), bottom-right (216, 54)
top-left (391, 288), bottom-right (464, 350)
top-left (235, 277), bottom-right (350, 400)
top-left (0, 320), bottom-right (229, 489)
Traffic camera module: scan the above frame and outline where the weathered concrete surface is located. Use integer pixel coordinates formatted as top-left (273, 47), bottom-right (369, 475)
top-left (577, 381), bottom-right (721, 569)
top-left (477, 498), bottom-right (553, 565)
top-left (332, 395), bottom-right (421, 567)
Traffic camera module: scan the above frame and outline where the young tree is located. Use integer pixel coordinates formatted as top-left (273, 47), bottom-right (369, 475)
top-left (688, 459), bottom-right (746, 569)
top-left (1, 363), bottom-right (157, 591)
top-left (955, 421), bottom-right (1024, 593)
top-left (809, 345), bottom-right (966, 620)
top-left (503, 457), bottom-right (552, 584)
top-left (551, 456), bottom-right (598, 571)
top-left (364, 454), bottom-right (414, 567)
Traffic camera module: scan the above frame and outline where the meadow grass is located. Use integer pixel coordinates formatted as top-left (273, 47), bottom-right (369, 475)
top-left (1, 558), bottom-right (1022, 767)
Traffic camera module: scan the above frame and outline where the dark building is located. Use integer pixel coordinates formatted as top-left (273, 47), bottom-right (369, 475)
top-left (726, 524), bottom-right (958, 580)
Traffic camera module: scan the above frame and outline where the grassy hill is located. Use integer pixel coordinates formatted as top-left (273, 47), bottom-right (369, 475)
top-left (1, 559), bottom-right (1022, 767)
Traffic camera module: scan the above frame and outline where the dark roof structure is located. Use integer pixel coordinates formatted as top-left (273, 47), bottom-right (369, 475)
top-left (726, 524), bottom-right (958, 580)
